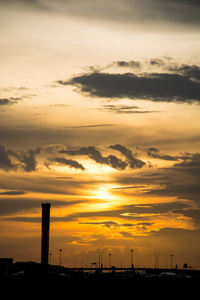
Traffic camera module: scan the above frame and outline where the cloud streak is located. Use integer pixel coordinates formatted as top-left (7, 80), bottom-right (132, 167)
top-left (98, 105), bottom-right (159, 114)
top-left (52, 157), bottom-right (85, 171)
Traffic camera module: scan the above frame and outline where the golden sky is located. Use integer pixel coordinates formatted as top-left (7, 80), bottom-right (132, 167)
top-left (0, 0), bottom-right (200, 269)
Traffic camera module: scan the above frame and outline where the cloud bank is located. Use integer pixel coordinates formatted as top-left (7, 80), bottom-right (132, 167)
top-left (58, 59), bottom-right (200, 103)
top-left (2, 0), bottom-right (200, 29)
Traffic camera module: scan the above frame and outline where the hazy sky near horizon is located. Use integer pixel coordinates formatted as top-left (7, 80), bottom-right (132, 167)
top-left (0, 0), bottom-right (200, 268)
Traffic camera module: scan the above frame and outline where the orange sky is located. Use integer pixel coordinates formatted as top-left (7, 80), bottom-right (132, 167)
top-left (0, 0), bottom-right (200, 269)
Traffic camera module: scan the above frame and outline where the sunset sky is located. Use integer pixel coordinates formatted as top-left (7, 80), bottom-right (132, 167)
top-left (0, 0), bottom-right (200, 269)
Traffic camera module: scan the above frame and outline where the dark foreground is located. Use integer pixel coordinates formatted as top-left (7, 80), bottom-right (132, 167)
top-left (1, 261), bottom-right (200, 285)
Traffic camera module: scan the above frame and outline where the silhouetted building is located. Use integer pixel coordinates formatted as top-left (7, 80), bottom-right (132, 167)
top-left (0, 258), bottom-right (13, 273)
top-left (41, 203), bottom-right (51, 265)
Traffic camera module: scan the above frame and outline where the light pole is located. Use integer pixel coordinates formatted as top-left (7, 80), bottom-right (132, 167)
top-left (157, 253), bottom-right (160, 269)
top-left (101, 251), bottom-right (105, 268)
top-left (97, 251), bottom-right (105, 268)
top-left (49, 253), bottom-right (52, 265)
top-left (154, 252), bottom-right (160, 268)
top-left (154, 252), bottom-right (157, 268)
top-left (59, 249), bottom-right (62, 266)
top-left (170, 254), bottom-right (173, 269)
top-left (97, 251), bottom-right (100, 268)
top-left (109, 253), bottom-right (111, 269)
top-left (131, 249), bottom-right (133, 268)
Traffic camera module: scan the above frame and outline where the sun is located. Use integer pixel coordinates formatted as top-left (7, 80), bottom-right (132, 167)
top-left (96, 189), bottom-right (113, 201)
top-left (88, 185), bottom-right (117, 210)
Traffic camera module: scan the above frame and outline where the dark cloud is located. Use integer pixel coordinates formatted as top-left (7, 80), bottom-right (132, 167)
top-left (53, 157), bottom-right (85, 171)
top-left (149, 58), bottom-right (166, 67)
top-left (0, 98), bottom-right (21, 106)
top-left (111, 59), bottom-right (200, 83)
top-left (60, 146), bottom-right (129, 170)
top-left (60, 71), bottom-right (200, 103)
top-left (61, 146), bottom-right (108, 164)
top-left (146, 147), bottom-right (178, 161)
top-left (0, 146), bottom-right (41, 172)
top-left (0, 99), bottom-right (11, 106)
top-left (174, 152), bottom-right (200, 169)
top-left (0, 191), bottom-right (26, 195)
top-left (168, 65), bottom-right (200, 81)
top-left (20, 148), bottom-right (40, 172)
top-left (113, 61), bottom-right (141, 69)
top-left (0, 144), bottom-right (146, 173)
top-left (60, 145), bottom-right (147, 170)
top-left (0, 145), bottom-right (18, 171)
top-left (109, 144), bottom-right (146, 169)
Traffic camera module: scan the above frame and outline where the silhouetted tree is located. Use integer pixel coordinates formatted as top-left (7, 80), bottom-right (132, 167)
top-left (183, 263), bottom-right (188, 269)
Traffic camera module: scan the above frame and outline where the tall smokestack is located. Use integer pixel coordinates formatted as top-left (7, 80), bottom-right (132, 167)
top-left (41, 203), bottom-right (51, 265)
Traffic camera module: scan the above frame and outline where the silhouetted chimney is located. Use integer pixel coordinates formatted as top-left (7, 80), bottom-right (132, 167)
top-left (41, 203), bottom-right (51, 265)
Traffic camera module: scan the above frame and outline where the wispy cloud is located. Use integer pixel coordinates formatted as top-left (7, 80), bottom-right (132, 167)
top-left (98, 105), bottom-right (160, 114)
top-left (64, 124), bottom-right (115, 129)
top-left (0, 97), bottom-right (22, 106)
top-left (0, 190), bottom-right (26, 195)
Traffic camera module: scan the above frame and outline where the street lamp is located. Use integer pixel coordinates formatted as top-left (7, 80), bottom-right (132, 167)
top-left (109, 253), bottom-right (111, 269)
top-left (59, 249), bottom-right (62, 266)
top-left (157, 253), bottom-right (160, 268)
top-left (101, 251), bottom-right (105, 268)
top-left (97, 251), bottom-right (105, 268)
top-left (154, 252), bottom-right (160, 268)
top-left (97, 251), bottom-right (100, 268)
top-left (131, 249), bottom-right (134, 267)
top-left (170, 254), bottom-right (173, 269)
top-left (154, 252), bottom-right (157, 268)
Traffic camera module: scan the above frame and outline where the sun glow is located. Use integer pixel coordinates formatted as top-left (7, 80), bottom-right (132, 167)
top-left (88, 185), bottom-right (117, 211)
top-left (95, 188), bottom-right (114, 201)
